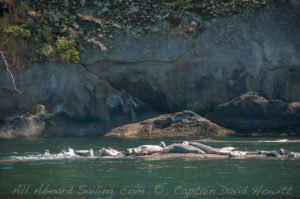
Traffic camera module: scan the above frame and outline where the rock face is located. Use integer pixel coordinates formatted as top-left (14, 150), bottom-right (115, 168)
top-left (0, 114), bottom-right (46, 138)
top-left (206, 93), bottom-right (300, 134)
top-left (104, 110), bottom-right (235, 137)
top-left (0, 63), bottom-right (155, 138)
top-left (0, 3), bottom-right (299, 137)
top-left (0, 105), bottom-right (47, 138)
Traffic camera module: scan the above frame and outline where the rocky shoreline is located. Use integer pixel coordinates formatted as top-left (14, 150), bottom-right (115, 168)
top-left (104, 93), bottom-right (300, 137)
top-left (0, 92), bottom-right (300, 138)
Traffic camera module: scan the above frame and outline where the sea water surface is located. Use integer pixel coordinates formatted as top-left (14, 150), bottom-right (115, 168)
top-left (0, 137), bottom-right (299, 199)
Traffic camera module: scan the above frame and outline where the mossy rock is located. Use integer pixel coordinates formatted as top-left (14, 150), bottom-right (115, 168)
top-left (30, 104), bottom-right (46, 115)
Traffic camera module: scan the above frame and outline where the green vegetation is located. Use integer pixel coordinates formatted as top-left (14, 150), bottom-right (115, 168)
top-left (0, 16), bottom-right (35, 69)
top-left (52, 37), bottom-right (80, 63)
top-left (0, 0), bottom-right (274, 69)
top-left (37, 28), bottom-right (53, 43)
top-left (0, 1), bottom-right (80, 69)
top-left (1, 24), bottom-right (31, 37)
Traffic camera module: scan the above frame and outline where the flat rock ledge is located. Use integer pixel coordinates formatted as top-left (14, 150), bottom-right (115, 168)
top-left (104, 110), bottom-right (235, 138)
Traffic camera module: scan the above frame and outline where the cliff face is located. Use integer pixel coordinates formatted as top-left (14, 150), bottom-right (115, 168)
top-left (0, 3), bottom-right (299, 137)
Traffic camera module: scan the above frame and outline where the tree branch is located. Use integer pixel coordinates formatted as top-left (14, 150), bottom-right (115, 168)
top-left (0, 52), bottom-right (22, 94)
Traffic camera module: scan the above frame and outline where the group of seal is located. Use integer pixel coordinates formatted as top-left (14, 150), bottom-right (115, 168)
top-left (45, 141), bottom-right (299, 159)
top-left (99, 141), bottom-right (245, 158)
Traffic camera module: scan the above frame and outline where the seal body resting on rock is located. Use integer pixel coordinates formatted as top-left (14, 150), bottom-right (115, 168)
top-left (187, 142), bottom-right (220, 154)
top-left (163, 142), bottom-right (205, 154)
top-left (99, 147), bottom-right (123, 157)
top-left (289, 152), bottom-right (300, 158)
top-left (220, 147), bottom-right (236, 152)
top-left (75, 149), bottom-right (94, 157)
top-left (186, 141), bottom-right (236, 155)
top-left (127, 142), bottom-right (166, 156)
top-left (44, 149), bottom-right (50, 155)
top-left (229, 151), bottom-right (247, 157)
top-left (259, 151), bottom-right (280, 157)
top-left (259, 148), bottom-right (285, 158)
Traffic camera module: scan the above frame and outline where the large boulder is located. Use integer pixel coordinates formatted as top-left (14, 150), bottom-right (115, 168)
top-left (104, 110), bottom-right (235, 137)
top-left (206, 93), bottom-right (300, 134)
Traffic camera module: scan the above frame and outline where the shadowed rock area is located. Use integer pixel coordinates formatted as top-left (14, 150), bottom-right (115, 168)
top-left (104, 110), bottom-right (235, 137)
top-left (206, 93), bottom-right (300, 135)
top-left (0, 2), bottom-right (299, 137)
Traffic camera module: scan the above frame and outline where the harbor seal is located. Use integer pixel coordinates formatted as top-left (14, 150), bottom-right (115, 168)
top-left (127, 142), bottom-right (166, 156)
top-left (289, 152), bottom-right (300, 158)
top-left (187, 141), bottom-right (236, 155)
top-left (163, 142), bottom-right (205, 154)
top-left (99, 147), bottom-right (123, 157)
top-left (229, 151), bottom-right (247, 157)
top-left (74, 149), bottom-right (94, 157)
top-left (186, 142), bottom-right (220, 154)
top-left (259, 151), bottom-right (280, 157)
top-left (44, 149), bottom-right (50, 155)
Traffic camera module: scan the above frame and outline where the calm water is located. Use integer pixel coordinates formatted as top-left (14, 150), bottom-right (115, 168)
top-left (0, 137), bottom-right (300, 199)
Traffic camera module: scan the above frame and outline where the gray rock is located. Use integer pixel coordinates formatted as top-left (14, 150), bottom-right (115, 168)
top-left (105, 110), bottom-right (234, 137)
top-left (0, 114), bottom-right (45, 138)
top-left (206, 93), bottom-right (300, 133)
top-left (289, 0), bottom-right (300, 14)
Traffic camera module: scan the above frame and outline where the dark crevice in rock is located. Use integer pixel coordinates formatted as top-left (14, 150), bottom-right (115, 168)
top-left (107, 78), bottom-right (170, 112)
top-left (80, 62), bottom-right (99, 78)
top-left (80, 50), bottom-right (191, 68)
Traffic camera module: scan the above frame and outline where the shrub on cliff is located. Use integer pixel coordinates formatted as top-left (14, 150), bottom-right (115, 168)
top-left (51, 37), bottom-right (80, 63)
top-left (0, 0), bottom-right (80, 69)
